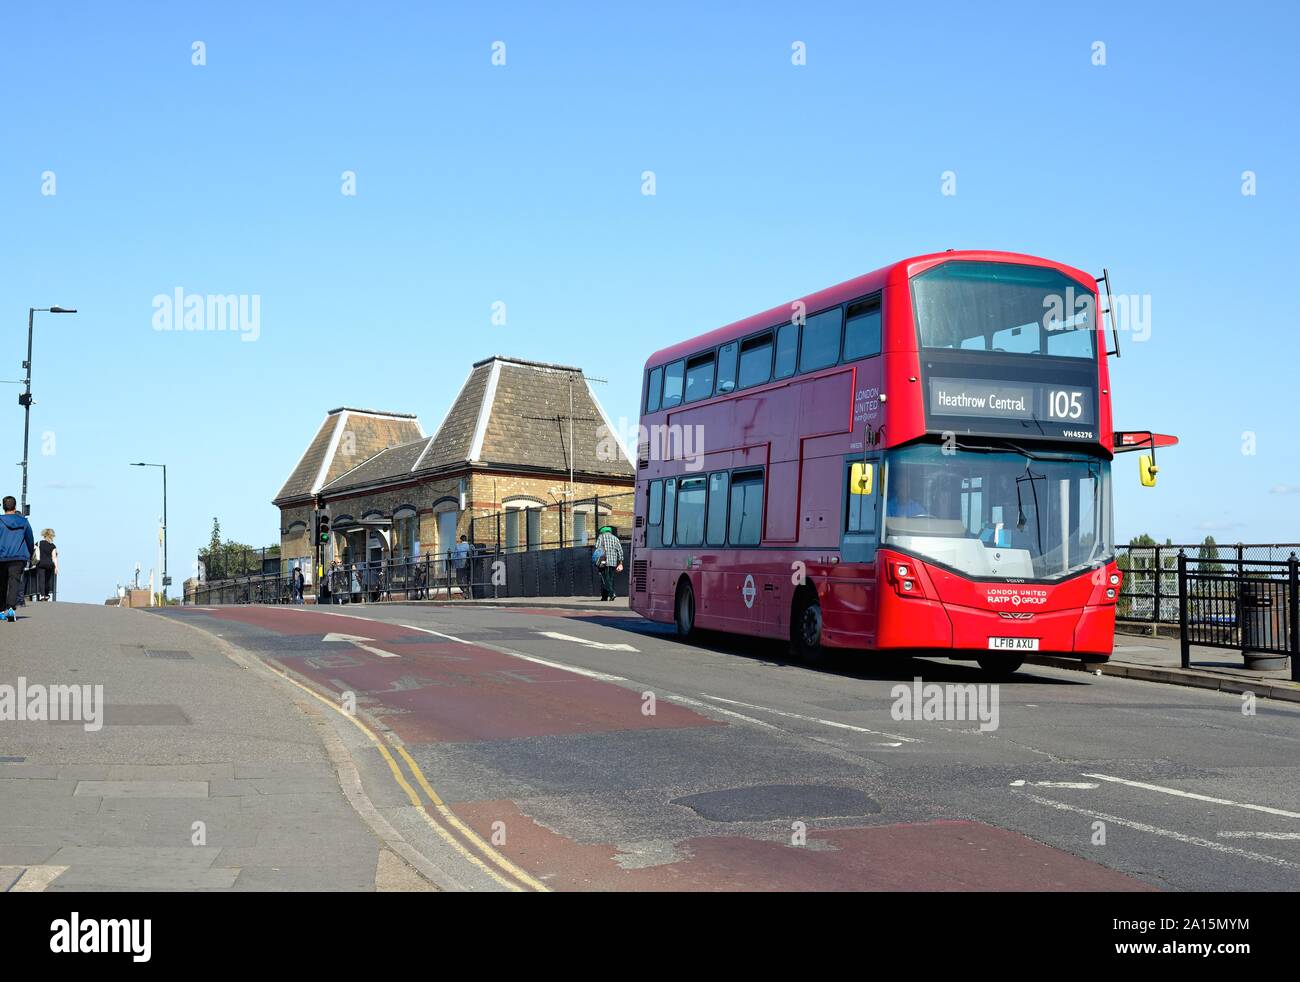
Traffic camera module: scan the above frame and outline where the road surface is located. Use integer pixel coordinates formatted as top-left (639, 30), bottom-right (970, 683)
top-left (151, 601), bottom-right (1300, 891)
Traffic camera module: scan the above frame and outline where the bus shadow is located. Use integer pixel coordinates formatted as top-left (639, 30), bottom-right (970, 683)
top-left (574, 615), bottom-right (1088, 686)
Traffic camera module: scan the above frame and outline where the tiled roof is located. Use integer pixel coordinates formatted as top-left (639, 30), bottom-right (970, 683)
top-left (272, 409), bottom-right (425, 504)
top-left (313, 356), bottom-right (633, 497)
top-left (478, 359), bottom-right (631, 476)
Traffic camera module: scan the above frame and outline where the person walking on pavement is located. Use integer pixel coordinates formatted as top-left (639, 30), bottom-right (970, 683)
top-left (34, 528), bottom-right (58, 600)
top-left (451, 535), bottom-right (472, 597)
top-left (593, 525), bottom-right (624, 601)
top-left (290, 564), bottom-right (305, 604)
top-left (0, 496), bottom-right (36, 622)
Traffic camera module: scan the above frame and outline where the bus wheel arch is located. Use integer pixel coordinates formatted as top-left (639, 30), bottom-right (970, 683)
top-left (789, 583), bottom-right (825, 663)
top-left (674, 576), bottom-right (696, 639)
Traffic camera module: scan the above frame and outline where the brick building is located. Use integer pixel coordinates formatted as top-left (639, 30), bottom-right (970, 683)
top-left (272, 356), bottom-right (635, 577)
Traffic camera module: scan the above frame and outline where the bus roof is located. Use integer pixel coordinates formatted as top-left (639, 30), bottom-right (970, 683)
top-left (643, 249), bottom-right (1098, 370)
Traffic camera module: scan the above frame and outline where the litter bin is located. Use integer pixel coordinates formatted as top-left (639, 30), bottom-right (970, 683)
top-left (1241, 580), bottom-right (1287, 671)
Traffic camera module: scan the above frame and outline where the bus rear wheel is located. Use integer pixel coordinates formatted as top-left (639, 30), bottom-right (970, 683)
top-left (790, 591), bottom-right (826, 664)
top-left (975, 654), bottom-right (1024, 679)
top-left (675, 581), bottom-right (696, 639)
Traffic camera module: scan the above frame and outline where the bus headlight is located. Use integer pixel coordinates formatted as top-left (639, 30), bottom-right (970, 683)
top-left (1109, 573), bottom-right (1120, 586)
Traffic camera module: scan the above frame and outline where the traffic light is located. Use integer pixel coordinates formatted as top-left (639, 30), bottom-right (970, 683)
top-left (318, 513), bottom-right (330, 544)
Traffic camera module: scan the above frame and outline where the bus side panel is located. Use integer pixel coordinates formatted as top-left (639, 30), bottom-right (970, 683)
top-left (820, 571), bottom-right (878, 649)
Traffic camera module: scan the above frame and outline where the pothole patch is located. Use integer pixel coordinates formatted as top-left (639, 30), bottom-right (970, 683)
top-left (672, 785), bottom-right (881, 823)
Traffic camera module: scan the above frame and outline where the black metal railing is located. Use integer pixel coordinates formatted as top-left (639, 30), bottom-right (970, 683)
top-left (188, 539), bottom-right (631, 607)
top-left (1117, 542), bottom-right (1300, 624)
top-left (1177, 550), bottom-right (1298, 680)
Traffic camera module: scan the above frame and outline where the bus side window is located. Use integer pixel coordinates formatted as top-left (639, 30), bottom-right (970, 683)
top-left (799, 307), bottom-right (843, 373)
top-left (774, 323), bottom-right (798, 379)
top-left (676, 477), bottom-right (707, 544)
top-left (738, 332), bottom-right (774, 388)
top-left (716, 342), bottom-right (738, 395)
top-left (646, 367), bottom-right (663, 413)
top-left (684, 351), bottom-right (715, 403)
top-left (662, 360), bottom-right (685, 409)
top-left (728, 470), bottom-right (764, 545)
top-left (647, 480), bottom-right (663, 548)
top-left (662, 478), bottom-right (677, 546)
top-left (843, 299), bottom-right (881, 361)
top-left (706, 472), bottom-right (729, 545)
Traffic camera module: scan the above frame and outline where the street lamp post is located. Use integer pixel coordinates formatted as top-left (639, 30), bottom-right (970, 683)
top-left (20, 306), bottom-right (77, 516)
top-left (130, 462), bottom-right (168, 601)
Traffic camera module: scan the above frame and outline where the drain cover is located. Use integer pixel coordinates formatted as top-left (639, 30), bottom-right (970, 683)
top-left (0, 756), bottom-right (26, 763)
top-left (672, 784), bottom-right (880, 823)
top-left (144, 649), bottom-right (193, 660)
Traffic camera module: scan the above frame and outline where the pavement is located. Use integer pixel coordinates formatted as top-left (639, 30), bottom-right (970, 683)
top-left (7, 599), bottom-right (1300, 892)
top-left (0, 602), bottom-right (439, 892)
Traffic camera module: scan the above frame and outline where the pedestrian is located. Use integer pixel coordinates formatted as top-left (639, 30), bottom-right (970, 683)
top-left (452, 535), bottom-right (471, 597)
top-left (291, 564), bottom-right (305, 604)
top-left (0, 495), bottom-right (36, 622)
top-left (34, 528), bottom-right (58, 600)
top-left (592, 524), bottom-right (624, 601)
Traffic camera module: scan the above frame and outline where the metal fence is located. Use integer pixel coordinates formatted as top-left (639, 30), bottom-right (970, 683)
top-left (198, 545), bottom-right (283, 581)
top-left (1116, 543), bottom-right (1300, 624)
top-left (188, 539), bottom-right (631, 606)
top-left (1177, 550), bottom-right (1298, 679)
top-left (469, 492), bottom-right (635, 554)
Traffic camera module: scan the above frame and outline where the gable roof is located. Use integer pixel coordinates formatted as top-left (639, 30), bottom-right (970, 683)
top-left (273, 408), bottom-right (424, 505)
top-left (313, 356), bottom-right (634, 498)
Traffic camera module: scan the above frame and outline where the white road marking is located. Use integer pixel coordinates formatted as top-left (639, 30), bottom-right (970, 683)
top-left (536, 631), bottom-right (639, 652)
top-left (399, 624), bottom-right (627, 681)
top-left (4, 865), bottom-right (68, 891)
top-left (1010, 780), bottom-right (1099, 789)
top-left (669, 694), bottom-right (779, 729)
top-left (699, 694), bottom-right (920, 744)
top-left (1082, 773), bottom-right (1300, 819)
top-left (322, 632), bottom-right (398, 659)
top-left (1217, 831), bottom-right (1300, 840)
top-left (400, 624), bottom-right (471, 644)
top-left (1016, 792), bottom-right (1300, 871)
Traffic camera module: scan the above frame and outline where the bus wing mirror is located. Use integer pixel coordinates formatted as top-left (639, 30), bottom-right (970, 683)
top-left (1139, 454), bottom-right (1158, 487)
top-left (850, 462), bottom-right (874, 495)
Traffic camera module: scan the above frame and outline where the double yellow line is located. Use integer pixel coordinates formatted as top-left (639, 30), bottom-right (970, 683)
top-left (268, 662), bottom-right (550, 893)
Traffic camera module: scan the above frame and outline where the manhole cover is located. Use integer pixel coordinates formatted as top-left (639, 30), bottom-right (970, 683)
top-left (672, 784), bottom-right (880, 822)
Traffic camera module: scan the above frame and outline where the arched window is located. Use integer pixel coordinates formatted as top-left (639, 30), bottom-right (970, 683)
top-left (503, 496), bottom-right (546, 552)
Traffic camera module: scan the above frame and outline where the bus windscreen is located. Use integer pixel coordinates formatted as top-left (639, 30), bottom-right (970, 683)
top-left (912, 261), bottom-right (1096, 359)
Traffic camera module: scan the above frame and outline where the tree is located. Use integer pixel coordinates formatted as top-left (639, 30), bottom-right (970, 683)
top-left (1197, 535), bottom-right (1224, 574)
top-left (198, 517), bottom-right (278, 580)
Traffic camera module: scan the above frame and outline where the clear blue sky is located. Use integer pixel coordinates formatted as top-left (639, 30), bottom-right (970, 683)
top-left (3, 1), bottom-right (1297, 602)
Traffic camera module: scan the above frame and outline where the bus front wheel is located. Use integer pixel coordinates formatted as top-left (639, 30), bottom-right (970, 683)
top-left (790, 591), bottom-right (826, 664)
top-left (975, 654), bottom-right (1023, 679)
top-left (675, 581), bottom-right (696, 639)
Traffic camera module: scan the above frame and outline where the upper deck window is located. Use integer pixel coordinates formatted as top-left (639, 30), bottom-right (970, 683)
top-left (738, 332), bottom-right (774, 388)
top-left (645, 367), bottom-right (663, 413)
top-left (843, 299), bottom-right (882, 361)
top-left (774, 322), bottom-right (798, 379)
top-left (662, 360), bottom-right (685, 409)
top-left (799, 307), bottom-right (843, 373)
top-left (716, 341), bottom-right (738, 395)
top-left (912, 261), bottom-right (1096, 360)
top-left (684, 352), bottom-right (715, 403)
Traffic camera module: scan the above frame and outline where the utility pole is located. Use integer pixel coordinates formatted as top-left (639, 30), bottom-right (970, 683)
top-left (20, 306), bottom-right (77, 516)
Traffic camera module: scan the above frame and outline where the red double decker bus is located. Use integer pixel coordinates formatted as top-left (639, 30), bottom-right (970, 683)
top-left (630, 250), bottom-right (1174, 677)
